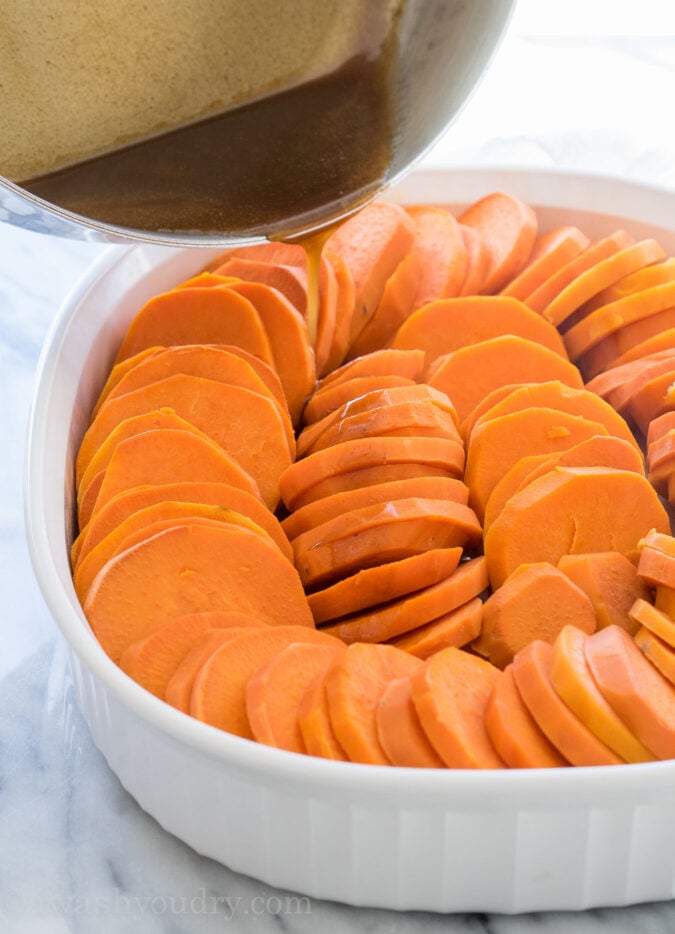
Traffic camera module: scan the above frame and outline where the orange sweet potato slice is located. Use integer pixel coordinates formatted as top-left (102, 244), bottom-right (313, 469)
top-left (84, 523), bottom-right (314, 662)
top-left (484, 664), bottom-right (569, 769)
top-left (473, 562), bottom-right (597, 669)
top-left (190, 626), bottom-right (341, 739)
top-left (281, 475), bottom-right (468, 541)
top-left (410, 646), bottom-right (505, 768)
top-left (543, 239), bottom-right (667, 331)
top-left (321, 250), bottom-right (356, 373)
top-left (73, 480), bottom-right (288, 568)
top-left (297, 666), bottom-right (349, 761)
top-left (458, 192), bottom-right (538, 294)
top-left (77, 375), bottom-right (293, 510)
top-left (426, 336), bottom-right (583, 424)
top-left (550, 625), bottom-right (655, 762)
top-left (579, 306), bottom-right (675, 379)
top-left (92, 346), bottom-right (163, 417)
top-left (611, 327), bottom-right (675, 370)
top-left (302, 374), bottom-right (417, 424)
top-left (631, 599), bottom-right (675, 650)
top-left (118, 610), bottom-right (266, 699)
top-left (375, 676), bottom-right (444, 768)
top-left (165, 627), bottom-right (255, 713)
top-left (307, 547), bottom-right (463, 624)
top-left (499, 226), bottom-right (590, 301)
top-left (558, 552), bottom-right (650, 634)
top-left (468, 381), bottom-right (641, 455)
top-left (322, 557), bottom-right (489, 644)
top-left (292, 499), bottom-right (481, 589)
top-left (404, 204), bottom-right (469, 306)
top-left (585, 624), bottom-right (675, 760)
top-left (524, 230), bottom-right (635, 314)
top-left (279, 436), bottom-right (466, 512)
top-left (316, 347), bottom-right (425, 391)
top-left (484, 466), bottom-right (670, 589)
top-left (390, 597), bottom-right (483, 659)
top-left (564, 280), bottom-right (675, 362)
top-left (465, 407), bottom-right (611, 522)
top-left (80, 428), bottom-right (259, 528)
top-left (246, 642), bottom-right (346, 753)
top-left (324, 642), bottom-right (422, 764)
top-left (391, 295), bottom-right (567, 367)
top-left (74, 502), bottom-right (285, 601)
top-left (483, 435), bottom-right (645, 533)
top-left (326, 201), bottom-right (416, 345)
top-left (580, 257), bottom-right (675, 314)
top-left (287, 463), bottom-right (457, 510)
top-left (634, 627), bottom-right (675, 688)
top-left (458, 224), bottom-right (490, 296)
top-left (214, 257), bottom-right (307, 312)
top-left (224, 280), bottom-right (316, 424)
top-left (114, 286), bottom-right (274, 364)
top-left (512, 640), bottom-right (623, 766)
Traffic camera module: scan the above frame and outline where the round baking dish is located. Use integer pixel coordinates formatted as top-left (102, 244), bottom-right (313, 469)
top-left (25, 167), bottom-right (675, 913)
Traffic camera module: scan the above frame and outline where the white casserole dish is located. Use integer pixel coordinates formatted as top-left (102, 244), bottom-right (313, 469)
top-left (25, 167), bottom-right (675, 913)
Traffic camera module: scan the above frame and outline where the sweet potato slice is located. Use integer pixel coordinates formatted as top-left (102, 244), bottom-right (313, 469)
top-left (584, 350), bottom-right (675, 411)
top-left (512, 640), bottom-right (623, 766)
top-left (458, 224), bottom-right (490, 296)
top-left (317, 347), bottom-right (425, 392)
top-left (631, 599), bottom-right (675, 650)
top-left (648, 429), bottom-right (675, 494)
top-left (465, 407), bottom-right (610, 522)
top-left (473, 562), bottom-right (597, 669)
top-left (165, 627), bottom-right (255, 713)
top-left (214, 257), bottom-right (307, 312)
top-left (302, 374), bottom-right (417, 424)
top-left (77, 407), bottom-right (200, 492)
top-left (564, 280), bottom-right (675, 362)
top-left (246, 642), bottom-right (346, 753)
top-left (190, 626), bottom-right (341, 739)
top-left (375, 676), bottom-right (444, 768)
top-left (483, 435), bottom-right (645, 534)
top-left (585, 625), bottom-right (675, 759)
top-left (558, 552), bottom-right (650, 634)
top-left (119, 610), bottom-right (265, 699)
top-left (77, 375), bottom-right (293, 509)
top-left (84, 522), bottom-right (314, 661)
top-left (279, 436), bottom-right (466, 512)
top-left (484, 664), bottom-right (569, 769)
top-left (92, 346), bottom-right (163, 417)
top-left (410, 646), bottom-right (505, 768)
top-left (549, 625), bottom-right (654, 763)
top-left (281, 475), bottom-right (468, 541)
top-left (458, 192), bottom-right (537, 294)
top-left (293, 499), bottom-right (481, 590)
top-left (114, 286), bottom-right (274, 364)
top-left (524, 230), bottom-right (635, 314)
top-left (579, 306), bottom-right (675, 379)
top-left (326, 201), bottom-right (416, 345)
top-left (580, 256), bottom-right (675, 314)
top-left (302, 401), bottom-right (461, 457)
top-left (391, 295), bottom-right (567, 367)
top-left (322, 557), bottom-right (489, 644)
top-left (427, 336), bottom-right (583, 424)
top-left (484, 467), bottom-right (670, 589)
top-left (74, 502), bottom-right (276, 600)
top-left (73, 480), bottom-right (289, 569)
top-left (611, 327), bottom-right (675, 370)
top-left (404, 204), bottom-right (469, 305)
top-left (543, 239), bottom-right (666, 331)
top-left (625, 365), bottom-right (675, 435)
top-left (287, 463), bottom-right (457, 510)
top-left (321, 250), bottom-right (356, 373)
top-left (634, 627), bottom-right (675, 687)
top-left (499, 226), bottom-right (590, 301)
top-left (297, 666), bottom-right (349, 761)
top-left (390, 597), bottom-right (483, 659)
top-left (307, 547), bottom-right (463, 624)
top-left (324, 642), bottom-right (422, 764)
top-left (223, 280), bottom-right (316, 424)
top-left (81, 429), bottom-right (259, 528)
top-left (347, 248), bottom-right (422, 358)
top-left (468, 380), bottom-right (641, 455)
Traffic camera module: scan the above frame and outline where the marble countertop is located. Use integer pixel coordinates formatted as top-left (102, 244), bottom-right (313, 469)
top-left (4, 4), bottom-right (675, 931)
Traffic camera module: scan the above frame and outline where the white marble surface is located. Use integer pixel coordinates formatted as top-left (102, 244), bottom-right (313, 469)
top-left (4, 3), bottom-right (675, 930)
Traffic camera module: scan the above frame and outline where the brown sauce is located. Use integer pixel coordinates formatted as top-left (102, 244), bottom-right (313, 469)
top-left (22, 53), bottom-right (395, 240)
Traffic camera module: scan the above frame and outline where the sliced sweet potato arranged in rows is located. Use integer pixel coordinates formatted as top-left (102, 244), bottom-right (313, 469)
top-left (499, 226), bottom-right (590, 301)
top-left (647, 411), bottom-right (675, 494)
